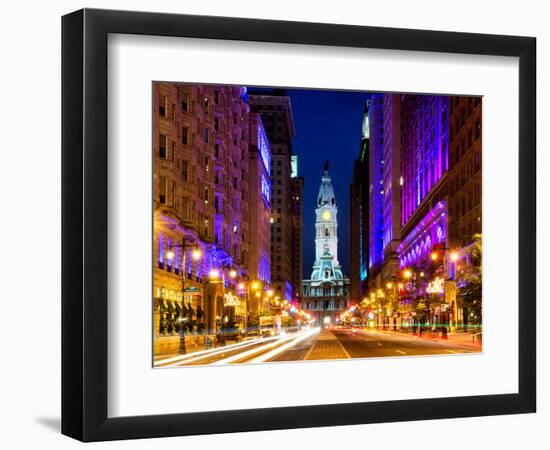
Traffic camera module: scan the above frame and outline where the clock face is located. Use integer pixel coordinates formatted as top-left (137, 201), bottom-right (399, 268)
top-left (322, 211), bottom-right (331, 221)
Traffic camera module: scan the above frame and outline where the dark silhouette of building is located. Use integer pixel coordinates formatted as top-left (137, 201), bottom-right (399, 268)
top-left (349, 101), bottom-right (370, 303)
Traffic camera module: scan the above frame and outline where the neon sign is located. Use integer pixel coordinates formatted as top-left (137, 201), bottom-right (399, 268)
top-left (426, 277), bottom-right (444, 294)
top-left (261, 174), bottom-right (271, 206)
top-left (258, 125), bottom-right (271, 173)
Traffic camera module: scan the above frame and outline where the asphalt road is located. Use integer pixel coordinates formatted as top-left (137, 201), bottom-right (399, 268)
top-left (269, 328), bottom-right (479, 362)
top-left (158, 328), bottom-right (479, 367)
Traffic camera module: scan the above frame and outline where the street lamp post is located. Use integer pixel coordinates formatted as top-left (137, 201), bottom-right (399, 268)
top-left (431, 247), bottom-right (459, 335)
top-left (165, 239), bottom-right (202, 354)
top-left (386, 276), bottom-right (397, 331)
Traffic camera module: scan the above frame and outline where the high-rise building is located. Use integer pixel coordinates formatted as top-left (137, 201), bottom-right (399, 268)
top-left (366, 94), bottom-right (405, 327)
top-left (396, 94), bottom-right (451, 327)
top-left (153, 83), bottom-right (271, 355)
top-left (447, 96), bottom-right (482, 249)
top-left (362, 93), bottom-right (481, 329)
top-left (349, 101), bottom-right (370, 303)
top-left (290, 155), bottom-right (304, 301)
top-left (248, 112), bottom-right (273, 312)
top-left (248, 91), bottom-right (296, 300)
top-left (302, 162), bottom-right (350, 327)
top-left (368, 94), bottom-right (385, 284)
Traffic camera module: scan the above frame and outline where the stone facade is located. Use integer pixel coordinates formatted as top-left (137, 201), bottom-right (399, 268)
top-left (153, 83), bottom-right (272, 354)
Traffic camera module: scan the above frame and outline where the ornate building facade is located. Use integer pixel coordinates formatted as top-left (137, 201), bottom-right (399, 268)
top-left (153, 83), bottom-right (272, 355)
top-left (301, 163), bottom-right (350, 327)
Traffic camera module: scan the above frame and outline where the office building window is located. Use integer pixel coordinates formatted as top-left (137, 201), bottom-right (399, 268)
top-left (159, 176), bottom-right (166, 204)
top-left (159, 134), bottom-right (167, 159)
top-left (159, 94), bottom-right (166, 116)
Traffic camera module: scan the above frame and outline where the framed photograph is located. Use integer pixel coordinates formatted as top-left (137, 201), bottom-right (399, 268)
top-left (62, 8), bottom-right (536, 442)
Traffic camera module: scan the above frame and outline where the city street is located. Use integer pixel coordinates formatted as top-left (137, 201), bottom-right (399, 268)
top-left (156, 328), bottom-right (480, 367)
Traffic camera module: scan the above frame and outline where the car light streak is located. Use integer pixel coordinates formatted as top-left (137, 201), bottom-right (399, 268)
top-left (156, 336), bottom-right (278, 367)
top-left (246, 327), bottom-right (321, 364)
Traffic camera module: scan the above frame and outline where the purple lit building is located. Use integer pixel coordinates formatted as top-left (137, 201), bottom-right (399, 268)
top-left (367, 95), bottom-right (402, 287)
top-left (368, 94), bottom-right (384, 272)
top-left (364, 92), bottom-right (481, 329)
top-left (400, 95), bottom-right (449, 227)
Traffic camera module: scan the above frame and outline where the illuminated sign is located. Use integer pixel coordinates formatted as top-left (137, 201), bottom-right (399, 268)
top-left (258, 125), bottom-right (271, 173)
top-left (291, 155), bottom-right (298, 178)
top-left (261, 174), bottom-right (271, 205)
top-left (224, 293), bottom-right (241, 307)
top-left (426, 277), bottom-right (444, 294)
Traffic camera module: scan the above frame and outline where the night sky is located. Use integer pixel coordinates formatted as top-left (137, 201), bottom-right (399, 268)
top-left (285, 88), bottom-right (370, 278)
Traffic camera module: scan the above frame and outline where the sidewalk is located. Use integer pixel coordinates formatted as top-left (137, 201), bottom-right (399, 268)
top-left (364, 327), bottom-right (482, 350)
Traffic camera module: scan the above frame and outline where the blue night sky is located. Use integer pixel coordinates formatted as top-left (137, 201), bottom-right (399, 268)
top-left (285, 89), bottom-right (370, 277)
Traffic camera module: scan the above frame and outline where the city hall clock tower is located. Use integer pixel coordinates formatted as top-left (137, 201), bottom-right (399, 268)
top-left (301, 162), bottom-right (349, 326)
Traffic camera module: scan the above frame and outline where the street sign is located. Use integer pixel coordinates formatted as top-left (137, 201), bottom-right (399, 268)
top-left (260, 316), bottom-right (274, 326)
top-left (184, 286), bottom-right (201, 293)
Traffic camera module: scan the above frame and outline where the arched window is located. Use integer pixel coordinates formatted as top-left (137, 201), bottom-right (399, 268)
top-left (325, 228), bottom-right (330, 237)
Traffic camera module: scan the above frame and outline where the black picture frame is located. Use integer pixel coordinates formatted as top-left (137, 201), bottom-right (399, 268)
top-left (62, 8), bottom-right (536, 442)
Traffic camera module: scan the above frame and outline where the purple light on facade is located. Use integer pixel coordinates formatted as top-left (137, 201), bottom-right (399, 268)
top-left (261, 174), bottom-right (271, 207)
top-left (259, 254), bottom-right (270, 284)
top-left (258, 124), bottom-right (271, 174)
top-left (174, 245), bottom-right (180, 270)
top-left (397, 201), bottom-right (447, 269)
top-left (158, 234), bottom-right (165, 264)
top-left (284, 281), bottom-right (293, 301)
top-left (369, 94), bottom-right (384, 269)
top-left (401, 96), bottom-right (449, 226)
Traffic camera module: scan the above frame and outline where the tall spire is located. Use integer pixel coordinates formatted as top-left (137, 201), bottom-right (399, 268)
top-left (317, 162), bottom-right (336, 208)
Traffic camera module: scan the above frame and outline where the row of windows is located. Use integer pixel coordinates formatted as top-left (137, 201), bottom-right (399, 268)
top-left (303, 301), bottom-right (346, 311)
top-left (449, 184), bottom-right (481, 222)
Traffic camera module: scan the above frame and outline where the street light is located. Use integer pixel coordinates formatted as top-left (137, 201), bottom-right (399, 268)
top-left (209, 268), bottom-right (220, 280)
top-left (229, 269), bottom-right (237, 279)
top-left (164, 239), bottom-right (203, 354)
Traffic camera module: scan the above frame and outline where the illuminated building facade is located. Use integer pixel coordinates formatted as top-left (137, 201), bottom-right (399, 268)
top-left (349, 101), bottom-right (370, 303)
top-left (364, 94), bottom-right (404, 326)
top-left (368, 94), bottom-right (385, 275)
top-left (248, 112), bottom-right (272, 312)
top-left (302, 163), bottom-right (350, 327)
top-left (248, 91), bottom-right (296, 300)
top-left (398, 94), bottom-right (449, 268)
top-left (153, 83), bottom-right (272, 355)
